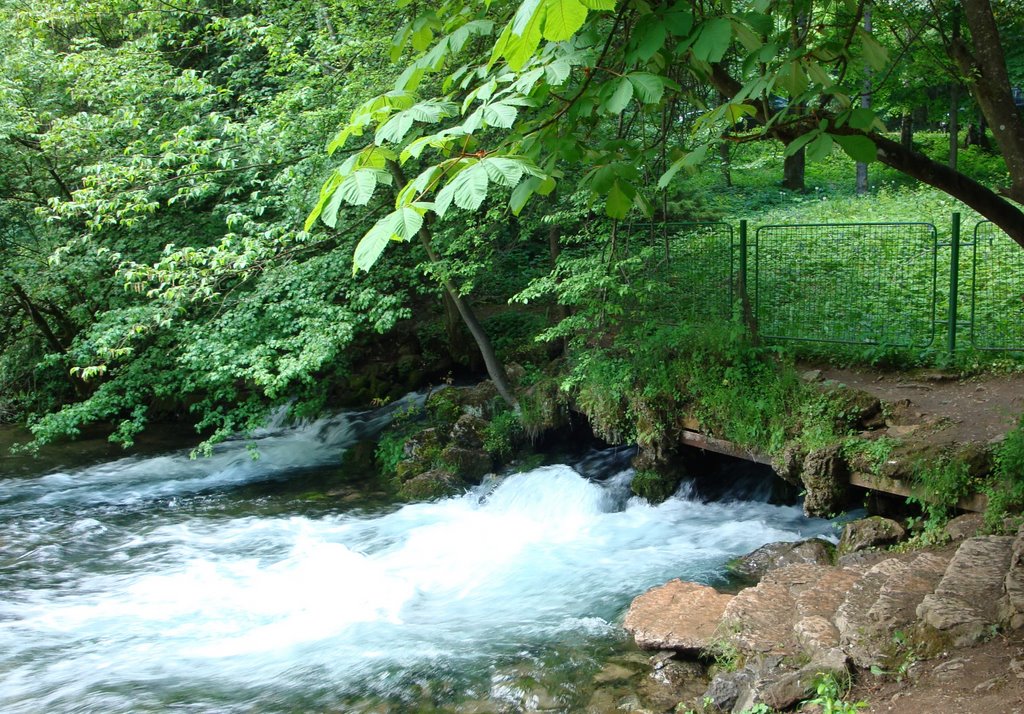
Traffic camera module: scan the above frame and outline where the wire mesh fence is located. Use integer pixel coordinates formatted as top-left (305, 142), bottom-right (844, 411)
top-left (752, 223), bottom-right (938, 347)
top-left (628, 222), bottom-right (735, 323)
top-left (971, 222), bottom-right (1024, 351)
top-left (619, 216), bottom-right (1024, 354)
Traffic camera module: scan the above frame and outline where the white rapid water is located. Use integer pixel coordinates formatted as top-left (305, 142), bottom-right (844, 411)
top-left (0, 405), bottom-right (834, 713)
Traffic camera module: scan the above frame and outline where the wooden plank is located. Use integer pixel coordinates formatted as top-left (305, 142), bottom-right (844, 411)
top-left (679, 430), bottom-right (774, 466)
top-left (850, 471), bottom-right (988, 513)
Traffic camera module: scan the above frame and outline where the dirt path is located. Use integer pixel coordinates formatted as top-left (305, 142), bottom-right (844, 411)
top-left (811, 366), bottom-right (1024, 445)
top-left (847, 630), bottom-right (1024, 714)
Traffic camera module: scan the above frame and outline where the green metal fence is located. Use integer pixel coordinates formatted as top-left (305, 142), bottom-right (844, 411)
top-left (971, 221), bottom-right (1024, 351)
top-left (626, 214), bottom-right (1024, 354)
top-left (631, 221), bottom-right (735, 322)
top-left (752, 222), bottom-right (938, 347)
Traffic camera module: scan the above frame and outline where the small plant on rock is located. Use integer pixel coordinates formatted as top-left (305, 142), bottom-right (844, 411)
top-left (803, 672), bottom-right (866, 714)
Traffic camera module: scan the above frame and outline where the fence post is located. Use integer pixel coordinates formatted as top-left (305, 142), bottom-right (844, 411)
top-left (739, 219), bottom-right (748, 290)
top-left (738, 220), bottom-right (759, 343)
top-left (948, 212), bottom-right (961, 355)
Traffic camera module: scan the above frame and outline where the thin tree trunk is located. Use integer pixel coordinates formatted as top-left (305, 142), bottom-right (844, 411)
top-left (949, 81), bottom-right (960, 170)
top-left (857, 6), bottom-right (872, 195)
top-left (900, 113), bottom-right (914, 151)
top-left (386, 161), bottom-right (518, 409)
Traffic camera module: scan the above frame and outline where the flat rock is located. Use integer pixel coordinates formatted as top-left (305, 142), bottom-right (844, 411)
top-left (727, 539), bottom-right (835, 582)
top-left (723, 564), bottom-right (844, 656)
top-left (1005, 525), bottom-right (1024, 629)
top-left (835, 552), bottom-right (950, 668)
top-left (623, 580), bottom-right (733, 652)
top-left (917, 535), bottom-right (1014, 646)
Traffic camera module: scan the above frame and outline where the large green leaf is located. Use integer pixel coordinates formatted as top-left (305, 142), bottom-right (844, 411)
top-left (434, 161), bottom-right (489, 217)
top-left (859, 29), bottom-right (889, 71)
top-left (627, 72), bottom-right (666, 104)
top-left (631, 15), bottom-right (666, 61)
top-left (353, 214), bottom-right (396, 273)
top-left (604, 76), bottom-right (634, 114)
top-left (692, 19), bottom-right (732, 63)
top-left (805, 133), bottom-right (834, 163)
top-left (542, 0), bottom-right (588, 42)
top-left (605, 180), bottom-right (634, 219)
top-left (337, 169), bottom-right (378, 207)
top-left (834, 134), bottom-right (877, 163)
top-left (482, 157), bottom-right (527, 187)
top-left (482, 101), bottom-right (518, 128)
top-left (353, 208), bottom-right (425, 273)
top-left (663, 5), bottom-right (693, 36)
top-left (375, 111), bottom-right (415, 144)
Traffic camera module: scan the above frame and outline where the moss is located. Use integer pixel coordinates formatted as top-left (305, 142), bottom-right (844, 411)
top-left (631, 469), bottom-right (682, 504)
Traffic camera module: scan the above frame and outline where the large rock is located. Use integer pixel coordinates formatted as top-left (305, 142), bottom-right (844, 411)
top-left (837, 516), bottom-right (907, 556)
top-left (398, 469), bottom-right (466, 500)
top-left (439, 445), bottom-right (492, 482)
top-left (722, 563), bottom-right (863, 661)
top-left (835, 552), bottom-right (949, 667)
top-left (801, 444), bottom-right (849, 517)
top-left (1003, 524), bottom-right (1024, 630)
top-left (623, 580), bottom-right (733, 652)
top-left (449, 413), bottom-right (488, 450)
top-left (917, 535), bottom-right (1014, 647)
top-left (727, 539), bottom-right (835, 582)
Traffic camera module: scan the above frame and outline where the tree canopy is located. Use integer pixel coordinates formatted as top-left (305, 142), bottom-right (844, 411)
top-left (312, 0), bottom-right (1024, 257)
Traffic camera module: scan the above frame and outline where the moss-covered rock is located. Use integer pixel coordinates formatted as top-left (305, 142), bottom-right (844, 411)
top-left (398, 469), bottom-right (466, 500)
top-left (837, 516), bottom-right (907, 556)
top-left (801, 444), bottom-right (849, 517)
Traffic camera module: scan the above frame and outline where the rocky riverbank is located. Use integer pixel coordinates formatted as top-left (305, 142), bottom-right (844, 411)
top-left (617, 514), bottom-right (1024, 713)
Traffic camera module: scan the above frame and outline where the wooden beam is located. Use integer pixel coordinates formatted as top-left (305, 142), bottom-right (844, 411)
top-left (679, 430), bottom-right (774, 466)
top-left (850, 471), bottom-right (988, 513)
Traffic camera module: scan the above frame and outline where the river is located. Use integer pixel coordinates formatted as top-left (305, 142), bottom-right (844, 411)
top-left (0, 399), bottom-right (836, 712)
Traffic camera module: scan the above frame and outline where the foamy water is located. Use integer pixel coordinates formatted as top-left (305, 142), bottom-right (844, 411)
top-left (0, 404), bottom-right (832, 712)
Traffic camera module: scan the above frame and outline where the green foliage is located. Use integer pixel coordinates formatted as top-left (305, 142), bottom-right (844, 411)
top-left (483, 410), bottom-right (524, 459)
top-left (984, 415), bottom-right (1024, 530)
top-left (802, 672), bottom-right (867, 714)
top-left (906, 456), bottom-right (975, 544)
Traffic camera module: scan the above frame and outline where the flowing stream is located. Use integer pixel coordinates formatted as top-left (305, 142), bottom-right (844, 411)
top-left (0, 400), bottom-right (836, 712)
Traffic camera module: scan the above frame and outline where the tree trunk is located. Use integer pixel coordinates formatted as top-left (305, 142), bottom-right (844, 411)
top-left (856, 6), bottom-right (872, 195)
top-left (952, 0), bottom-right (1024, 201)
top-left (782, 148), bottom-right (805, 190)
top-left (949, 81), bottom-right (960, 170)
top-left (719, 141), bottom-right (732, 187)
top-left (386, 161), bottom-right (518, 409)
top-left (900, 113), bottom-right (914, 151)
top-left (10, 281), bottom-right (65, 355)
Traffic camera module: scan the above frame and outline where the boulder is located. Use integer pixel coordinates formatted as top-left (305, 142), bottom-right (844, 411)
top-left (440, 445), bottom-right (493, 482)
top-left (801, 444), bottom-right (849, 517)
top-left (403, 427), bottom-right (444, 460)
top-left (944, 513), bottom-right (985, 542)
top-left (771, 444), bottom-right (805, 486)
top-left (917, 535), bottom-right (1014, 647)
top-left (727, 539), bottom-right (835, 582)
top-left (837, 516), bottom-right (906, 556)
top-left (623, 580), bottom-right (733, 652)
top-left (449, 414), bottom-right (488, 450)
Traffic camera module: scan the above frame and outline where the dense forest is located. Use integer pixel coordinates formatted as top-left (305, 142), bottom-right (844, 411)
top-left (1, 0), bottom-right (1022, 456)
